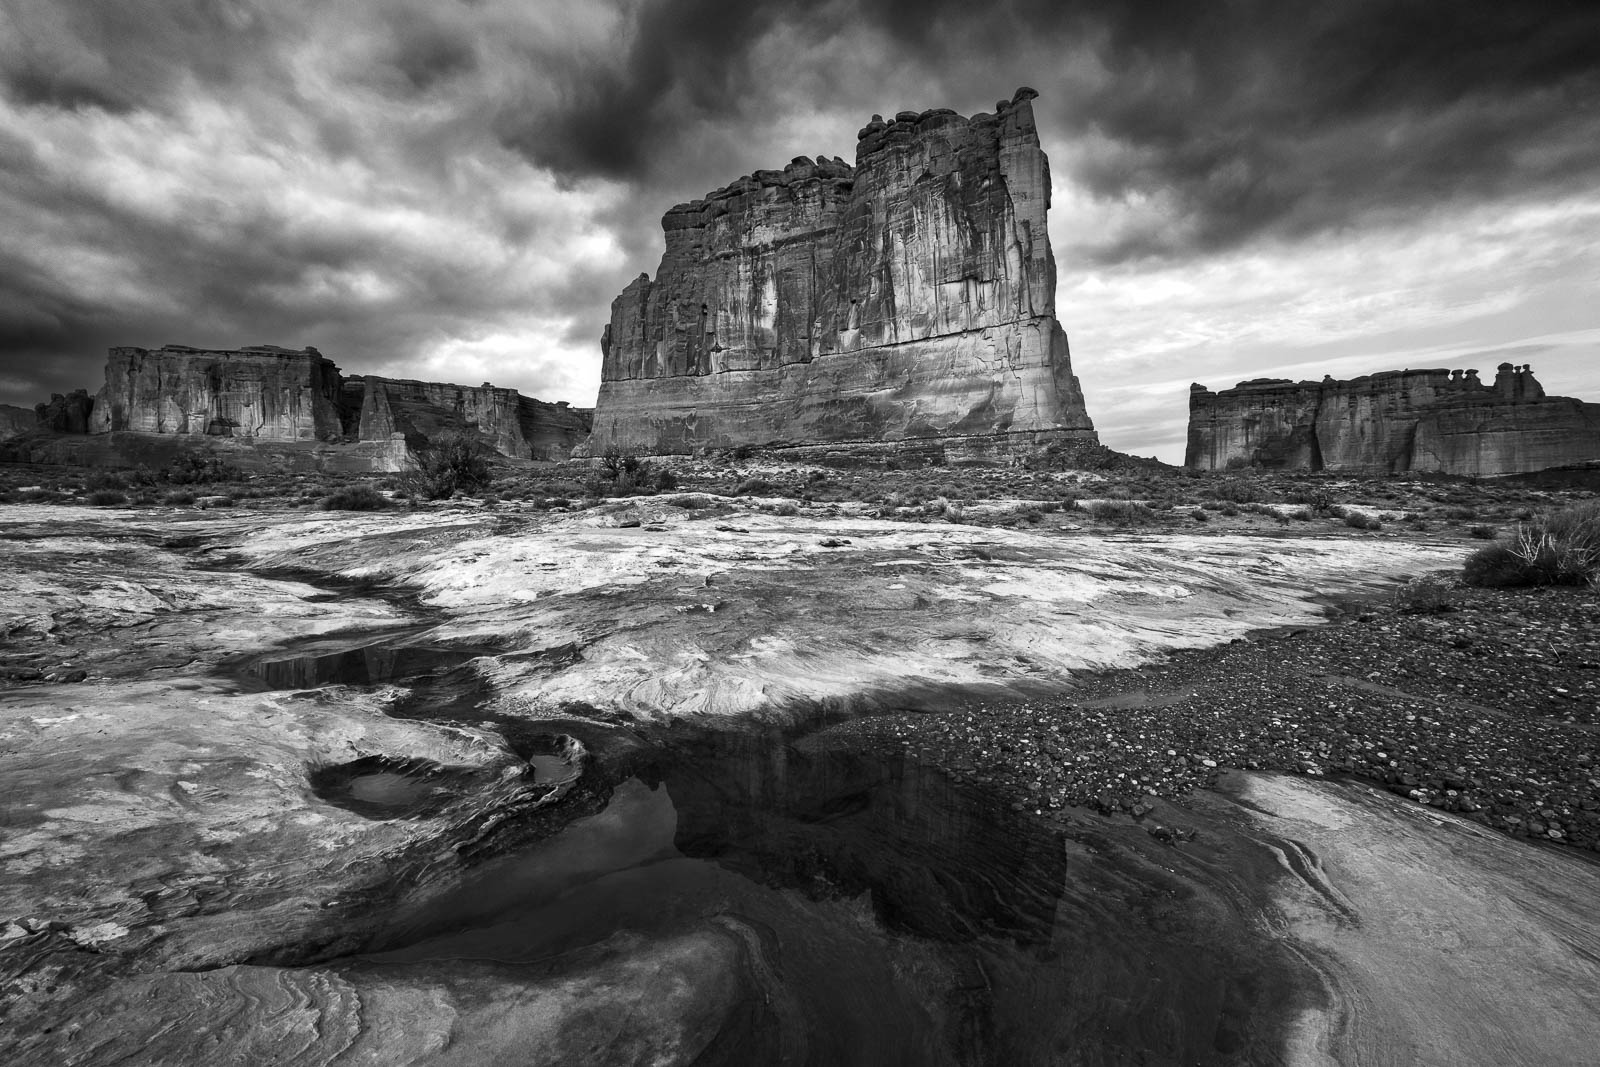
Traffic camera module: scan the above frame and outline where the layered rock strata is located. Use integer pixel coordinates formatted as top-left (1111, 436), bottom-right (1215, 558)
top-left (586, 88), bottom-right (1097, 457)
top-left (91, 345), bottom-right (347, 442)
top-left (345, 376), bottom-right (591, 462)
top-left (74, 345), bottom-right (589, 462)
top-left (0, 404), bottom-right (33, 440)
top-left (1187, 365), bottom-right (1600, 476)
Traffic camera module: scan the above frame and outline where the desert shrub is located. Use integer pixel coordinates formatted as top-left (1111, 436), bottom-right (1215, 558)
top-left (318, 484), bottom-right (390, 511)
top-left (1191, 508), bottom-right (1209, 523)
top-left (773, 501), bottom-right (800, 516)
top-left (1344, 511), bottom-right (1381, 531)
top-left (653, 469), bottom-right (678, 492)
top-left (161, 490), bottom-right (196, 506)
top-left (667, 493), bottom-right (715, 509)
top-left (410, 432), bottom-right (492, 499)
top-left (1209, 477), bottom-right (1266, 504)
top-left (1463, 500), bottom-right (1600, 587)
top-left (17, 488), bottom-right (55, 503)
top-left (196, 495), bottom-right (235, 509)
top-left (1086, 500), bottom-right (1156, 526)
top-left (1469, 524), bottom-right (1497, 540)
top-left (736, 477), bottom-right (775, 496)
top-left (85, 471), bottom-right (129, 491)
top-left (163, 452), bottom-right (241, 485)
top-left (1394, 575), bottom-right (1454, 614)
top-left (1287, 487), bottom-right (1335, 513)
top-left (1440, 506), bottom-right (1478, 521)
top-left (85, 489), bottom-right (126, 506)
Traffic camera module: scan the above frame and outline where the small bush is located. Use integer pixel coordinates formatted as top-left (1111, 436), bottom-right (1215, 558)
top-left (163, 452), bottom-right (241, 485)
top-left (1462, 501), bottom-right (1600, 588)
top-left (1344, 511), bottom-right (1381, 531)
top-left (85, 489), bottom-right (126, 506)
top-left (1190, 508), bottom-right (1209, 523)
top-left (1086, 500), bottom-right (1157, 526)
top-left (667, 493), bottom-right (715, 509)
top-left (1394, 575), bottom-right (1454, 614)
top-left (410, 432), bottom-right (492, 499)
top-left (196, 495), bottom-right (235, 509)
top-left (85, 471), bottom-right (129, 491)
top-left (160, 490), bottom-right (196, 506)
top-left (773, 501), bottom-right (800, 516)
top-left (318, 484), bottom-right (390, 511)
top-left (736, 478), bottom-right (776, 496)
top-left (653, 469), bottom-right (679, 492)
top-left (1468, 524), bottom-right (1497, 540)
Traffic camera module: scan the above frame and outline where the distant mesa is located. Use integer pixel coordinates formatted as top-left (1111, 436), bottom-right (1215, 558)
top-left (583, 87), bottom-right (1099, 465)
top-left (1, 345), bottom-right (591, 472)
top-left (1187, 364), bottom-right (1600, 476)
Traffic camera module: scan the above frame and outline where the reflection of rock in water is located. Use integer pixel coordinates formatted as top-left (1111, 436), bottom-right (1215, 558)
top-left (659, 730), bottom-right (1068, 945)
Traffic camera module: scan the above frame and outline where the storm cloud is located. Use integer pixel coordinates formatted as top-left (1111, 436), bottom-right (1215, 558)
top-left (2, 0), bottom-right (1597, 460)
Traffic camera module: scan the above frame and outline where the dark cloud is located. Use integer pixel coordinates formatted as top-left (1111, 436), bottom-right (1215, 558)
top-left (2, 0), bottom-right (1598, 415)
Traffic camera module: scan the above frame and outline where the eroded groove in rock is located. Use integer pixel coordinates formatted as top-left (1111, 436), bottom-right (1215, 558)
top-left (585, 88), bottom-right (1098, 460)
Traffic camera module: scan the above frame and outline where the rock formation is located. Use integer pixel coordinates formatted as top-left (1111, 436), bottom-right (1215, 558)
top-left (586, 87), bottom-right (1097, 459)
top-left (345, 376), bottom-right (591, 462)
top-left (91, 345), bottom-right (347, 441)
top-left (1187, 365), bottom-right (1600, 476)
top-left (0, 404), bottom-right (33, 441)
top-left (66, 344), bottom-right (590, 465)
top-left (36, 390), bottom-right (95, 434)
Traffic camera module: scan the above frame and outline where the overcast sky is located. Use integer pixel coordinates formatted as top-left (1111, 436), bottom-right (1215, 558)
top-left (2, 0), bottom-right (1597, 462)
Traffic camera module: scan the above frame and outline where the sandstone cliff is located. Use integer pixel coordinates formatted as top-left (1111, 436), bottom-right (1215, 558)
top-left (344, 376), bottom-right (592, 462)
top-left (90, 345), bottom-right (348, 441)
top-left (35, 390), bottom-right (95, 434)
top-left (1187, 364), bottom-right (1600, 476)
top-left (74, 345), bottom-right (589, 464)
top-left (586, 87), bottom-right (1097, 457)
top-left (0, 404), bottom-right (34, 440)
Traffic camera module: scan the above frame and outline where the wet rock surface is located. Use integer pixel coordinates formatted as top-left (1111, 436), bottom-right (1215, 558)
top-left (3, 502), bottom-right (1599, 1064)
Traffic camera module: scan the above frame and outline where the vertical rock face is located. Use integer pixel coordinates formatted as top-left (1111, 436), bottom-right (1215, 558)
top-left (90, 345), bottom-right (348, 442)
top-left (35, 390), bottom-right (95, 434)
top-left (1187, 365), bottom-right (1600, 476)
top-left (586, 88), bottom-right (1097, 456)
top-left (343, 376), bottom-right (592, 461)
top-left (71, 346), bottom-right (591, 463)
top-left (0, 404), bottom-right (34, 440)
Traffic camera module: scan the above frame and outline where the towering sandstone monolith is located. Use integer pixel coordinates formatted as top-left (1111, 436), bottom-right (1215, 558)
top-left (1187, 365), bottom-right (1600, 476)
top-left (585, 88), bottom-right (1097, 459)
top-left (344, 376), bottom-right (591, 462)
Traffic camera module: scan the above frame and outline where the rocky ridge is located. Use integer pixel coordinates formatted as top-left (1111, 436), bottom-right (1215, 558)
top-left (1188, 364), bottom-right (1600, 475)
top-left (586, 88), bottom-right (1097, 460)
top-left (7, 345), bottom-right (592, 469)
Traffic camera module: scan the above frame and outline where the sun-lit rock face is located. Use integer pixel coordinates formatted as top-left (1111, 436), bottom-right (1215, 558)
top-left (586, 88), bottom-right (1097, 458)
top-left (90, 345), bottom-right (349, 442)
top-left (344, 376), bottom-right (593, 462)
top-left (1187, 365), bottom-right (1600, 475)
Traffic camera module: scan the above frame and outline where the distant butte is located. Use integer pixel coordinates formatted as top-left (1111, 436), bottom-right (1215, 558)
top-left (1187, 364), bottom-right (1600, 476)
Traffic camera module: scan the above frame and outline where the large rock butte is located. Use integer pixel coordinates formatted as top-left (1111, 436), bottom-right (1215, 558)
top-left (49, 344), bottom-right (591, 467)
top-left (1187, 365), bottom-right (1600, 476)
top-left (586, 88), bottom-right (1097, 460)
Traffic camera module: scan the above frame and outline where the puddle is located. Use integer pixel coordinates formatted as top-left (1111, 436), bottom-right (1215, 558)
top-left (234, 628), bottom-right (500, 719)
top-left (336, 728), bottom-right (1308, 1064)
top-left (309, 755), bottom-right (458, 820)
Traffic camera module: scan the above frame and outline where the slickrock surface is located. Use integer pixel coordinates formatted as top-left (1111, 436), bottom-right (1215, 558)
top-left (5, 502), bottom-right (1598, 1064)
top-left (587, 88), bottom-right (1096, 458)
top-left (91, 345), bottom-right (349, 441)
top-left (1188, 364), bottom-right (1600, 475)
